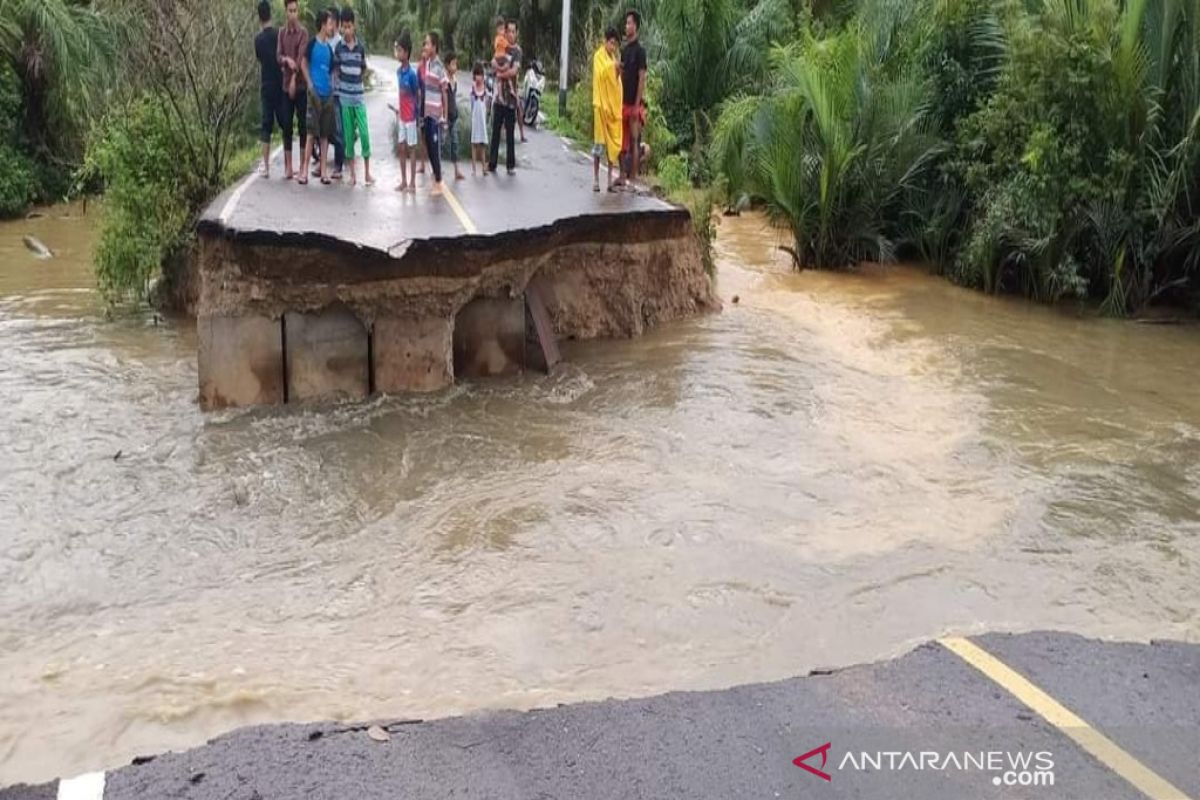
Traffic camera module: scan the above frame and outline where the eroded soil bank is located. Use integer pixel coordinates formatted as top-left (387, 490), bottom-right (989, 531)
top-left (195, 210), bottom-right (719, 408)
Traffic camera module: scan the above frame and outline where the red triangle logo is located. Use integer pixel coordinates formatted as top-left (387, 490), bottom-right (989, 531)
top-left (793, 742), bottom-right (833, 782)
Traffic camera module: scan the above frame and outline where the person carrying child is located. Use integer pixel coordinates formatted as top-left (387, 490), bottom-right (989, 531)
top-left (491, 18), bottom-right (514, 109)
top-left (394, 33), bottom-right (420, 193)
top-left (507, 20), bottom-right (528, 143)
top-left (488, 21), bottom-right (521, 175)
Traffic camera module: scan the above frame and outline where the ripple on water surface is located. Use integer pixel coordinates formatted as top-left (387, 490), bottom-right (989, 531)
top-left (1, 209), bottom-right (1199, 784)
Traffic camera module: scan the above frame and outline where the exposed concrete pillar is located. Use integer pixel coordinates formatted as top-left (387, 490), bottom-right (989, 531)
top-left (198, 315), bottom-right (284, 410)
top-left (453, 296), bottom-right (527, 378)
top-left (284, 307), bottom-right (370, 403)
top-left (373, 316), bottom-right (454, 393)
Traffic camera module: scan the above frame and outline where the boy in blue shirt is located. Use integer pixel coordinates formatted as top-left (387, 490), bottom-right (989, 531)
top-left (300, 9), bottom-right (337, 184)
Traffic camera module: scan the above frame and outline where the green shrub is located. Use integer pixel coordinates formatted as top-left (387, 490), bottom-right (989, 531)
top-left (0, 62), bottom-right (37, 216)
top-left (0, 49), bottom-right (95, 215)
top-left (710, 23), bottom-right (942, 269)
top-left (0, 62), bottom-right (20, 144)
top-left (0, 144), bottom-right (38, 217)
top-left (943, 0), bottom-right (1200, 312)
top-left (640, 71), bottom-right (677, 171)
top-left (686, 188), bottom-right (719, 279)
top-left (86, 97), bottom-right (197, 302)
top-left (566, 67), bottom-right (594, 143)
top-left (656, 153), bottom-right (690, 194)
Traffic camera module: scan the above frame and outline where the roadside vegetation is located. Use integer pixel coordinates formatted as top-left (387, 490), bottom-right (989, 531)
top-left (1, 0), bottom-right (258, 303)
top-left (0, 0), bottom-right (115, 215)
top-left (4, 0), bottom-right (1196, 314)
top-left (704, 0), bottom-right (1200, 315)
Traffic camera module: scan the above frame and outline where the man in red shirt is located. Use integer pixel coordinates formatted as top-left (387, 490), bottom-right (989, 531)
top-left (276, 0), bottom-right (310, 180)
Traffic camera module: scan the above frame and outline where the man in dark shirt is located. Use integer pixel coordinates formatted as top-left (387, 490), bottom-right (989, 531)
top-left (620, 9), bottom-right (648, 186)
top-left (254, 0), bottom-right (284, 178)
top-left (508, 20), bottom-right (527, 143)
top-left (276, 0), bottom-right (310, 180)
top-left (488, 18), bottom-right (521, 175)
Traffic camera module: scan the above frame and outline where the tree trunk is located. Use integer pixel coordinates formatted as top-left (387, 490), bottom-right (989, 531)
top-left (529, 0), bottom-right (539, 61)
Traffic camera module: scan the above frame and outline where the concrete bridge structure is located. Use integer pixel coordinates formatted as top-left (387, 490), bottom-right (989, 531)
top-left (194, 58), bottom-right (717, 410)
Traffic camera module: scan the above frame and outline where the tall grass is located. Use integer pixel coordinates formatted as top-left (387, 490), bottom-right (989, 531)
top-left (708, 0), bottom-right (1200, 313)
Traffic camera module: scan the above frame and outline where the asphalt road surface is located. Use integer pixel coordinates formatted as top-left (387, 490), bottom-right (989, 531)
top-left (4, 632), bottom-right (1197, 799)
top-left (200, 57), bottom-right (673, 256)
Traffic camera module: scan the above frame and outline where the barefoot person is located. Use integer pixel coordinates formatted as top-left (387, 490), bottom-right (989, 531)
top-left (326, 5), bottom-right (346, 181)
top-left (420, 32), bottom-right (450, 196)
top-left (276, 0), bottom-right (309, 180)
top-left (394, 34), bottom-right (420, 193)
top-left (469, 62), bottom-right (491, 176)
top-left (620, 10), bottom-right (648, 186)
top-left (254, 1), bottom-right (284, 178)
top-left (334, 8), bottom-right (372, 186)
top-left (591, 27), bottom-right (623, 193)
top-left (300, 9), bottom-right (337, 185)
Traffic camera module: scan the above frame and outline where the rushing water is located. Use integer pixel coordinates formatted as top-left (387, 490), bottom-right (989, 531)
top-left (1, 206), bottom-right (1199, 785)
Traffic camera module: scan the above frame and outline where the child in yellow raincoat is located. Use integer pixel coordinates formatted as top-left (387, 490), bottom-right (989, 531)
top-left (591, 27), bottom-right (623, 192)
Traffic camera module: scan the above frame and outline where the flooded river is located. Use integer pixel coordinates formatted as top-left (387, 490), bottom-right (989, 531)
top-left (2, 207), bottom-right (1199, 784)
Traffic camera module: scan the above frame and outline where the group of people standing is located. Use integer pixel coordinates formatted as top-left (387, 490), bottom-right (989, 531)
top-left (255, 0), bottom-right (374, 186)
top-left (392, 16), bottom-right (530, 194)
top-left (254, 0), bottom-right (536, 197)
top-left (254, 1), bottom-right (648, 199)
top-left (591, 11), bottom-right (648, 193)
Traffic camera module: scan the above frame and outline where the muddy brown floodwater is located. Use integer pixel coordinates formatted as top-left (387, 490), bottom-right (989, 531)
top-left (1, 207), bottom-right (1198, 785)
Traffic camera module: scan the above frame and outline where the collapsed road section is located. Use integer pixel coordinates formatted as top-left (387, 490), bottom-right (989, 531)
top-left (192, 61), bottom-right (717, 411)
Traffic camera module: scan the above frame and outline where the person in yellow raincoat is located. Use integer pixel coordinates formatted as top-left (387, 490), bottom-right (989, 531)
top-left (591, 27), bottom-right (623, 192)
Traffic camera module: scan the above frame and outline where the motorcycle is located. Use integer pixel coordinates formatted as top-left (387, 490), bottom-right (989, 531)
top-left (522, 59), bottom-right (545, 129)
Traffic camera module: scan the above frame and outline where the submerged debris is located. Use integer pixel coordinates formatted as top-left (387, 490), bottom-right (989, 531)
top-left (22, 235), bottom-right (53, 259)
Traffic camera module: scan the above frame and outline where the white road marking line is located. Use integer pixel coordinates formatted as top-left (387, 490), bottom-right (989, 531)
top-left (57, 771), bottom-right (105, 800)
top-left (218, 146), bottom-right (283, 224)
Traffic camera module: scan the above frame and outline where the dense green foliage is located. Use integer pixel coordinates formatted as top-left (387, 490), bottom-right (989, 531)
top-left (0, 62), bottom-right (37, 216)
top-left (9, 0), bottom-right (1195, 313)
top-left (0, 0), bottom-right (116, 153)
top-left (80, 0), bottom-right (257, 303)
top-left (713, 19), bottom-right (941, 268)
top-left (86, 99), bottom-right (196, 301)
top-left (706, 0), bottom-right (1200, 313)
top-left (0, 0), bottom-right (116, 216)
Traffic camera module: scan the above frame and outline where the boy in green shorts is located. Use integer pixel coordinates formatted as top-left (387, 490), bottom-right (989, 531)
top-left (334, 8), bottom-right (373, 186)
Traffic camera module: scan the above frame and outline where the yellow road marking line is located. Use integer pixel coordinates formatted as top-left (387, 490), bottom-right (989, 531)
top-left (441, 182), bottom-right (477, 235)
top-left (940, 637), bottom-right (1193, 800)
